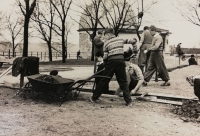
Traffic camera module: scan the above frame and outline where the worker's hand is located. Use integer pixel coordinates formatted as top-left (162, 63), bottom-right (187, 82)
top-left (144, 50), bottom-right (148, 54)
top-left (130, 89), bottom-right (137, 95)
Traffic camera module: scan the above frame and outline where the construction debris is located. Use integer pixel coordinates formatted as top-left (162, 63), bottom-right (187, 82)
top-left (172, 100), bottom-right (200, 122)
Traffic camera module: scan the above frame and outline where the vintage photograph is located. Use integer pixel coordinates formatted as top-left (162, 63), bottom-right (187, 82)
top-left (0, 0), bottom-right (200, 136)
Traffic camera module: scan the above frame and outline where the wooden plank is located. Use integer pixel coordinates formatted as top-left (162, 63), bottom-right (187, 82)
top-left (150, 99), bottom-right (182, 106)
top-left (81, 88), bottom-right (198, 100)
top-left (0, 66), bottom-right (12, 78)
top-left (80, 92), bottom-right (138, 99)
top-left (135, 92), bottom-right (198, 100)
top-left (79, 92), bottom-right (182, 105)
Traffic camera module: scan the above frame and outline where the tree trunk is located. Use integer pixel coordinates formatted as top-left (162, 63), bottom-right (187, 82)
top-left (62, 21), bottom-right (66, 63)
top-left (91, 42), bottom-right (94, 61)
top-left (12, 37), bottom-right (15, 57)
top-left (47, 41), bottom-right (52, 61)
top-left (23, 15), bottom-right (30, 57)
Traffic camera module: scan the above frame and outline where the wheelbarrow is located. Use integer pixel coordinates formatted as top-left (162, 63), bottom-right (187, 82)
top-left (23, 69), bottom-right (110, 106)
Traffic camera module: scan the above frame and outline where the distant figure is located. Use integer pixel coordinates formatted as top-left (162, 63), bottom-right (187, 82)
top-left (77, 50), bottom-right (82, 59)
top-left (176, 43), bottom-right (186, 61)
top-left (188, 54), bottom-right (198, 65)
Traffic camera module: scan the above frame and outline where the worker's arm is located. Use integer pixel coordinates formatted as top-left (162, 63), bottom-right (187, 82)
top-left (129, 64), bottom-right (144, 94)
top-left (148, 36), bottom-right (162, 51)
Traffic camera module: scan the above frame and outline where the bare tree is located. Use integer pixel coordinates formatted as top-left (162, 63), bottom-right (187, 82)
top-left (172, 0), bottom-right (200, 26)
top-left (102, 0), bottom-right (156, 39)
top-left (32, 1), bottom-right (56, 61)
top-left (50, 0), bottom-right (73, 63)
top-left (133, 0), bottom-right (157, 40)
top-left (17, 0), bottom-right (37, 57)
top-left (5, 11), bottom-right (23, 57)
top-left (71, 0), bottom-right (105, 61)
top-left (0, 12), bottom-right (5, 37)
top-left (101, 0), bottom-right (137, 36)
top-left (51, 21), bottom-right (75, 58)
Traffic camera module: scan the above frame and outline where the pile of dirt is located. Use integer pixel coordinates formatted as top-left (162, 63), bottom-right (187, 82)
top-left (172, 100), bottom-right (200, 122)
top-left (35, 75), bottom-right (59, 84)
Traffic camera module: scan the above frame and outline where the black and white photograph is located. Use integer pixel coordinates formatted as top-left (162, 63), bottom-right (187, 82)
top-left (0, 0), bottom-right (200, 136)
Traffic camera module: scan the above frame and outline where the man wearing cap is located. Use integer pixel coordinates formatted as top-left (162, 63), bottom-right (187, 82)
top-left (90, 28), bottom-right (132, 106)
top-left (143, 25), bottom-right (170, 86)
top-left (188, 54), bottom-right (198, 65)
top-left (138, 26), bottom-right (153, 73)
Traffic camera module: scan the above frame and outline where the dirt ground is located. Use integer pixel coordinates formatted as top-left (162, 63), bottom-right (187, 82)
top-left (0, 65), bottom-right (200, 136)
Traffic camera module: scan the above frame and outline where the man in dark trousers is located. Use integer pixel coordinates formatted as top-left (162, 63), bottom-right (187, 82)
top-left (143, 25), bottom-right (170, 86)
top-left (90, 28), bottom-right (132, 106)
top-left (188, 54), bottom-right (198, 65)
top-left (138, 26), bottom-right (153, 73)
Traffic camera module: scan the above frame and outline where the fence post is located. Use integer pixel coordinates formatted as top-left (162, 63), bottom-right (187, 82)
top-left (196, 54), bottom-right (198, 64)
top-left (44, 52), bottom-right (46, 61)
top-left (8, 49), bottom-right (10, 59)
top-left (37, 52), bottom-right (38, 57)
top-left (40, 52), bottom-right (42, 60)
top-left (69, 53), bottom-right (70, 59)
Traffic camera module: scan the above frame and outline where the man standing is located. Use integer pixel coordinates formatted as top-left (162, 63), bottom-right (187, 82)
top-left (93, 30), bottom-right (104, 57)
top-left (138, 26), bottom-right (153, 73)
top-left (90, 28), bottom-right (132, 106)
top-left (93, 30), bottom-right (104, 73)
top-left (143, 25), bottom-right (170, 86)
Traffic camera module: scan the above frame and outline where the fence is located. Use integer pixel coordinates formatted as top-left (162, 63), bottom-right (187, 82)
top-left (0, 50), bottom-right (91, 61)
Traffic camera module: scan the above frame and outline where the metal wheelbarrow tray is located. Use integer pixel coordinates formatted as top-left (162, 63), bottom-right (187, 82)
top-left (26, 74), bottom-right (75, 96)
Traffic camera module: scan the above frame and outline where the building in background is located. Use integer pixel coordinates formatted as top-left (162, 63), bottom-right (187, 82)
top-left (78, 0), bottom-right (171, 59)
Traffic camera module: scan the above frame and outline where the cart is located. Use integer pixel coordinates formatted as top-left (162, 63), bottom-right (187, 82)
top-left (23, 69), bottom-right (110, 106)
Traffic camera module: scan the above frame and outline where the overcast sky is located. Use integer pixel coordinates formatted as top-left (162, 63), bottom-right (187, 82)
top-left (0, 0), bottom-right (200, 48)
